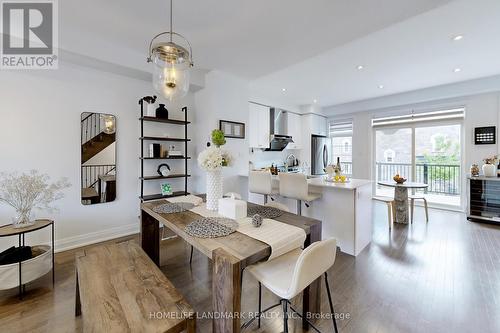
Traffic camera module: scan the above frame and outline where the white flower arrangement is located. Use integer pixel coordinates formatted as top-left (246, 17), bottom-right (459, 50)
top-left (198, 146), bottom-right (233, 171)
top-left (0, 170), bottom-right (71, 227)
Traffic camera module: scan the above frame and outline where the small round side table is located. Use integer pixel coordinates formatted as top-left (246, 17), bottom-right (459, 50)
top-left (0, 219), bottom-right (54, 299)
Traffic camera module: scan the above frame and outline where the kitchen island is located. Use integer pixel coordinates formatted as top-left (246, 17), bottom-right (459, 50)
top-left (243, 174), bottom-right (373, 256)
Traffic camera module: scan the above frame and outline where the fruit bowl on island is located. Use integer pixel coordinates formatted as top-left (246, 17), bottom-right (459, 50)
top-left (393, 174), bottom-right (407, 184)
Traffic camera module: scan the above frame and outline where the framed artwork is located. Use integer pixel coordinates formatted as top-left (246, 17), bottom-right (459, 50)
top-left (160, 183), bottom-right (173, 196)
top-left (219, 120), bottom-right (245, 139)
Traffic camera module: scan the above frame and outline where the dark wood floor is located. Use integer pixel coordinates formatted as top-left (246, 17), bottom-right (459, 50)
top-left (1, 204), bottom-right (499, 332)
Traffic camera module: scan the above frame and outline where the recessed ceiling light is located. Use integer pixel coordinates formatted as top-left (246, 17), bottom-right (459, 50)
top-left (313, 99), bottom-right (318, 103)
top-left (282, 88), bottom-right (286, 92)
top-left (453, 35), bottom-right (464, 41)
top-left (357, 65), bottom-right (364, 70)
top-left (378, 85), bottom-right (384, 89)
top-left (454, 68), bottom-right (462, 73)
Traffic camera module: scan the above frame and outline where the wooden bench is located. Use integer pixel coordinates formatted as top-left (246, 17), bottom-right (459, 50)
top-left (75, 241), bottom-right (195, 333)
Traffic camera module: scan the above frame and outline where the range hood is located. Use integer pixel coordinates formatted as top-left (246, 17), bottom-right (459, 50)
top-left (265, 108), bottom-right (293, 151)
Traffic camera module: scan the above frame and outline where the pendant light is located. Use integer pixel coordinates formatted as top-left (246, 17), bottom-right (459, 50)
top-left (147, 0), bottom-right (193, 101)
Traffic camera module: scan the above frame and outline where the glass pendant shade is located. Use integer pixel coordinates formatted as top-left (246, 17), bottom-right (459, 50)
top-left (151, 43), bottom-right (190, 100)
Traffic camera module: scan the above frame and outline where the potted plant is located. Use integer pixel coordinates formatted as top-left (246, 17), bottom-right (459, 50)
top-left (482, 155), bottom-right (498, 177)
top-left (0, 170), bottom-right (71, 228)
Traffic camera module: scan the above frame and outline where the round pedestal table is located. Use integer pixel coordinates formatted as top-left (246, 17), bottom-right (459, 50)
top-left (377, 182), bottom-right (428, 224)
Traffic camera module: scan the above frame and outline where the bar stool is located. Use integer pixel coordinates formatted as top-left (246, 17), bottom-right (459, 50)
top-left (243, 238), bottom-right (339, 333)
top-left (410, 195), bottom-right (429, 223)
top-left (264, 201), bottom-right (290, 212)
top-left (372, 196), bottom-right (395, 230)
top-left (249, 170), bottom-right (278, 204)
top-left (279, 173), bottom-right (321, 215)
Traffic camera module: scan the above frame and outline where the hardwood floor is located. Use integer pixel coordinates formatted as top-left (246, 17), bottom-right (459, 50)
top-left (1, 204), bottom-right (499, 332)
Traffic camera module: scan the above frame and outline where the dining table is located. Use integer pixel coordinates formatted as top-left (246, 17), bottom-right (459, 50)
top-left (377, 181), bottom-right (428, 224)
top-left (140, 196), bottom-right (322, 333)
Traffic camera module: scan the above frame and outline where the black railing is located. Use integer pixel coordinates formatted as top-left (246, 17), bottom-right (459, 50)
top-left (81, 165), bottom-right (115, 190)
top-left (376, 162), bottom-right (460, 195)
top-left (81, 113), bottom-right (101, 145)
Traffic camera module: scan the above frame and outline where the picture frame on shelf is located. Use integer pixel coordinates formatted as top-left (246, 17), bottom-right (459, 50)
top-left (219, 120), bottom-right (245, 139)
top-left (160, 183), bottom-right (173, 196)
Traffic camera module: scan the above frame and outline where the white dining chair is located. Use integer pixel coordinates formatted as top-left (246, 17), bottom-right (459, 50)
top-left (249, 170), bottom-right (278, 204)
top-left (279, 173), bottom-right (321, 215)
top-left (244, 238), bottom-right (339, 333)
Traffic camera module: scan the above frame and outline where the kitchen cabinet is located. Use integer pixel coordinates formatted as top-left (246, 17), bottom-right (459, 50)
top-left (285, 112), bottom-right (302, 149)
top-left (248, 102), bottom-right (270, 148)
top-left (311, 114), bottom-right (327, 136)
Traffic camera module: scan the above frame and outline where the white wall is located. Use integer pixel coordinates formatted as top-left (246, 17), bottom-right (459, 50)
top-left (193, 71), bottom-right (250, 198)
top-left (0, 62), bottom-right (195, 251)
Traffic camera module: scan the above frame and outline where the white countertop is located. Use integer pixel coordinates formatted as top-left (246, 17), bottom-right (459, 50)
top-left (307, 177), bottom-right (372, 190)
top-left (239, 172), bottom-right (372, 190)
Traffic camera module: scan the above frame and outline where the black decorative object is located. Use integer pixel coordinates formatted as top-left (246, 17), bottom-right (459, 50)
top-left (475, 126), bottom-right (496, 145)
top-left (149, 143), bottom-right (161, 158)
top-left (251, 214), bottom-right (263, 228)
top-left (156, 104), bottom-right (169, 119)
top-left (157, 163), bottom-right (171, 176)
top-left (142, 95), bottom-right (157, 104)
top-left (219, 120), bottom-right (245, 139)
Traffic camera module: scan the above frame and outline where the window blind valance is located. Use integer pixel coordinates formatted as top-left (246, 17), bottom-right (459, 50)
top-left (371, 108), bottom-right (465, 127)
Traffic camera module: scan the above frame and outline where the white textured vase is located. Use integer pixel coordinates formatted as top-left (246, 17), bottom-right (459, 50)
top-left (206, 169), bottom-right (223, 211)
top-left (482, 163), bottom-right (496, 177)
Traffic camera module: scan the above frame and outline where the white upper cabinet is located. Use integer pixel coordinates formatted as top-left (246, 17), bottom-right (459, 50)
top-left (311, 114), bottom-right (327, 136)
top-left (248, 103), bottom-right (270, 148)
top-left (286, 112), bottom-right (302, 149)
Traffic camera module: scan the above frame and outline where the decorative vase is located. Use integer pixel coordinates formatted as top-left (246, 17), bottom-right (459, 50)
top-left (12, 208), bottom-right (34, 229)
top-left (482, 163), bottom-right (496, 177)
top-left (470, 164), bottom-right (480, 177)
top-left (156, 104), bottom-right (169, 119)
top-left (146, 103), bottom-right (156, 117)
top-left (206, 169), bottom-right (223, 211)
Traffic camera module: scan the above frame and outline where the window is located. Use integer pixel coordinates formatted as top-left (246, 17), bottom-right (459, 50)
top-left (329, 119), bottom-right (353, 176)
top-left (373, 107), bottom-right (464, 207)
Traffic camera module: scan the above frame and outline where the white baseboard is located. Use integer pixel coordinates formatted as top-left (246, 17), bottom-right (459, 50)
top-left (54, 223), bottom-right (139, 253)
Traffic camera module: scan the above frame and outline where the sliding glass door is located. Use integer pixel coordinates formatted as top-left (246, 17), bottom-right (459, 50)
top-left (375, 122), bottom-right (462, 207)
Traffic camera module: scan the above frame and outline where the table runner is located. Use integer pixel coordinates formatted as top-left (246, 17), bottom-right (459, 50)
top-left (166, 195), bottom-right (306, 260)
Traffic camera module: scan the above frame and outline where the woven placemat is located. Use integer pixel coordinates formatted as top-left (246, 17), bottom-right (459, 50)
top-left (247, 206), bottom-right (284, 219)
top-left (185, 217), bottom-right (239, 238)
top-left (152, 202), bottom-right (195, 214)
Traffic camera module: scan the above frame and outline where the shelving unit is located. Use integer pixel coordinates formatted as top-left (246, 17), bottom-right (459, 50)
top-left (139, 99), bottom-right (190, 201)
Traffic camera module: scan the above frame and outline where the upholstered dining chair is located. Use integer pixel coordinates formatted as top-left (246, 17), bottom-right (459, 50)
top-left (243, 238), bottom-right (339, 333)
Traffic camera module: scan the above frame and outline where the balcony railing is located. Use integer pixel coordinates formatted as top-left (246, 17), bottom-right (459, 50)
top-left (376, 162), bottom-right (461, 195)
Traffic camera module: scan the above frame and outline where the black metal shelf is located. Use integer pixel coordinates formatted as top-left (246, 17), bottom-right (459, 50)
top-left (140, 174), bottom-right (191, 181)
top-left (140, 156), bottom-right (191, 160)
top-left (140, 191), bottom-right (191, 202)
top-left (139, 116), bottom-right (190, 125)
top-left (139, 98), bottom-right (190, 201)
top-left (140, 136), bottom-right (190, 142)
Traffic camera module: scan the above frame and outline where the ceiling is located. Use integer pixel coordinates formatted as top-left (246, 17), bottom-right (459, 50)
top-left (250, 0), bottom-right (500, 108)
top-left (59, 0), bottom-right (452, 78)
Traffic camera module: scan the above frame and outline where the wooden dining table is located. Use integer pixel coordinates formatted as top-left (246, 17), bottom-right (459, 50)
top-left (140, 197), bottom-right (322, 333)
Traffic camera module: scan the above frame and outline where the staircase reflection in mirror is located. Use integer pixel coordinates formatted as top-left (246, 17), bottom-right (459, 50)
top-left (81, 112), bottom-right (116, 205)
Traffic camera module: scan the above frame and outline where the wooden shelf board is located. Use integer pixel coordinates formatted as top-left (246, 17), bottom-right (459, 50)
top-left (140, 116), bottom-right (190, 125)
top-left (140, 136), bottom-right (190, 142)
top-left (140, 156), bottom-right (191, 160)
top-left (140, 174), bottom-right (191, 181)
top-left (141, 191), bottom-right (190, 201)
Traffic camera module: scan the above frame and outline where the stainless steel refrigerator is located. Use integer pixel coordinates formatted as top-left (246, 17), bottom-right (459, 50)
top-left (311, 135), bottom-right (330, 175)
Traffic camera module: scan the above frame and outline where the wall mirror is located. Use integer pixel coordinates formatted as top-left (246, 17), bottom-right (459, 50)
top-left (81, 112), bottom-right (116, 205)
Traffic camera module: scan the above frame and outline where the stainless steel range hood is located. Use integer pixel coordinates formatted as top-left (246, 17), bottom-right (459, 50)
top-left (265, 108), bottom-right (293, 151)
